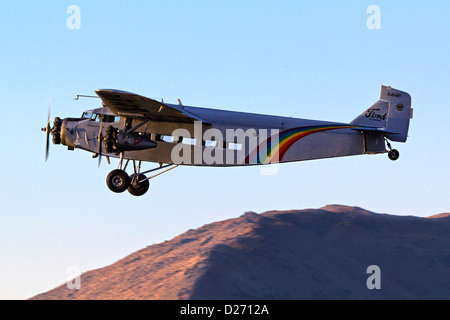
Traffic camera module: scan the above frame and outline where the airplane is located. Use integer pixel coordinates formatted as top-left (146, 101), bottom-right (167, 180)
top-left (42, 85), bottom-right (413, 196)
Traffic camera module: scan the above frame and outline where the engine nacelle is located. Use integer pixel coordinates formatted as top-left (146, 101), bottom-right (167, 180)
top-left (116, 132), bottom-right (157, 151)
top-left (105, 126), bottom-right (157, 153)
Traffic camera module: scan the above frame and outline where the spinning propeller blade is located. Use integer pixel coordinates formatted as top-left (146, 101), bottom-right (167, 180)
top-left (44, 101), bottom-right (52, 162)
top-left (98, 116), bottom-right (104, 167)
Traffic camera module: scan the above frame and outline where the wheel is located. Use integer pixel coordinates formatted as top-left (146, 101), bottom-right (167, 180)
top-left (388, 149), bottom-right (400, 161)
top-left (128, 175), bottom-right (150, 197)
top-left (106, 170), bottom-right (130, 193)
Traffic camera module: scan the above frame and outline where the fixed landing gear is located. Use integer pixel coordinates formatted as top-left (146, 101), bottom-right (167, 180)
top-left (105, 155), bottom-right (178, 196)
top-left (388, 149), bottom-right (400, 161)
top-left (127, 175), bottom-right (150, 197)
top-left (106, 169), bottom-right (130, 193)
top-left (385, 139), bottom-right (400, 161)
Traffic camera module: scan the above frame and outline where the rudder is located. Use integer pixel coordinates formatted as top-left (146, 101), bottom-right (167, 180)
top-left (351, 85), bottom-right (413, 142)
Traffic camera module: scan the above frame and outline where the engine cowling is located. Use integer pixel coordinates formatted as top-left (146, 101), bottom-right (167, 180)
top-left (51, 117), bottom-right (62, 145)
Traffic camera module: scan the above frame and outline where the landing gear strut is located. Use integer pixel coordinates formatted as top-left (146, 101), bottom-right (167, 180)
top-left (105, 153), bottom-right (178, 196)
top-left (385, 139), bottom-right (400, 161)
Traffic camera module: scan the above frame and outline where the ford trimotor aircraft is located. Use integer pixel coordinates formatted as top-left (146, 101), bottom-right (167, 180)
top-left (42, 85), bottom-right (413, 196)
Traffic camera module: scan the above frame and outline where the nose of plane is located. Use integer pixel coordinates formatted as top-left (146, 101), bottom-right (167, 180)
top-left (51, 117), bottom-right (63, 145)
top-left (59, 118), bottom-right (77, 148)
top-left (41, 116), bottom-right (79, 160)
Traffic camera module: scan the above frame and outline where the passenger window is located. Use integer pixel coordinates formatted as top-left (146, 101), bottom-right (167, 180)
top-left (182, 137), bottom-right (196, 145)
top-left (162, 136), bottom-right (174, 143)
top-left (204, 140), bottom-right (217, 147)
top-left (228, 143), bottom-right (242, 151)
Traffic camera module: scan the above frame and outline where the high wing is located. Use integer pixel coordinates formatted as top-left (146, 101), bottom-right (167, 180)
top-left (95, 89), bottom-right (209, 124)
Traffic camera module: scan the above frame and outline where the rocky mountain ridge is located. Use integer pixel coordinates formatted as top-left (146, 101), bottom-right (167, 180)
top-left (31, 205), bottom-right (450, 300)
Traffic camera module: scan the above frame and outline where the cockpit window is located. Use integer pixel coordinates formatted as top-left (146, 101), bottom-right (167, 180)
top-left (82, 112), bottom-right (93, 119)
top-left (94, 114), bottom-right (118, 123)
top-left (82, 112), bottom-right (118, 123)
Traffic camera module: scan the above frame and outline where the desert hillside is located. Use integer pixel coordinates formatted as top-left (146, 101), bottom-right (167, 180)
top-left (30, 205), bottom-right (450, 300)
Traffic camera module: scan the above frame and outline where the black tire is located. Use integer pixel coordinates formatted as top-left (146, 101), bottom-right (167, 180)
top-left (128, 175), bottom-right (150, 197)
top-left (106, 170), bottom-right (130, 193)
top-left (388, 149), bottom-right (400, 161)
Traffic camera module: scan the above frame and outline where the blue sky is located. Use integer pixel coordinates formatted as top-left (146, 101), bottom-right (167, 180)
top-left (0, 0), bottom-right (449, 300)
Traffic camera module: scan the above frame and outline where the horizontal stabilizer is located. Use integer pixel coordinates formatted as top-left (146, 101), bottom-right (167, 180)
top-left (351, 126), bottom-right (398, 136)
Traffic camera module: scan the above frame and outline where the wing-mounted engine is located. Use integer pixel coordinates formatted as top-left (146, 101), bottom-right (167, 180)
top-left (105, 126), bottom-right (157, 154)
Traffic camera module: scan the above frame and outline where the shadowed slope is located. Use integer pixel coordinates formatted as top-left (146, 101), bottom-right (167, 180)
top-left (31, 205), bottom-right (450, 300)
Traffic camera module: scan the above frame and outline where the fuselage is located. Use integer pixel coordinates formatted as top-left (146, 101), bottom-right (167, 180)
top-left (43, 85), bottom-right (410, 196)
top-left (58, 103), bottom-right (384, 167)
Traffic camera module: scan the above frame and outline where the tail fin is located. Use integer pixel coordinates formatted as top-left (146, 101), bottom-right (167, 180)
top-left (351, 85), bottom-right (413, 142)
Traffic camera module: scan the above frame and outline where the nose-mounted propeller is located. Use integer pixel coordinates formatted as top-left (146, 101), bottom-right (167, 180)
top-left (41, 100), bottom-right (53, 162)
top-left (44, 108), bottom-right (51, 162)
top-left (41, 100), bottom-right (63, 161)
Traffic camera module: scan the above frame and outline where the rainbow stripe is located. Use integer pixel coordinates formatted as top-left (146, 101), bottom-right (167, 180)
top-left (244, 124), bottom-right (358, 164)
